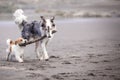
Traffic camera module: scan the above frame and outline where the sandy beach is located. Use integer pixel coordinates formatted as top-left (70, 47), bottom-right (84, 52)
top-left (0, 18), bottom-right (120, 80)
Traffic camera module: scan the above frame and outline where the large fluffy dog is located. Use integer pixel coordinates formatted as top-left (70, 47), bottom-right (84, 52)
top-left (13, 9), bottom-right (56, 60)
top-left (6, 37), bottom-right (26, 62)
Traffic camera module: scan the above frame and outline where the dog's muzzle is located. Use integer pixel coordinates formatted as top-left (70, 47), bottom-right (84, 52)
top-left (48, 36), bottom-right (51, 38)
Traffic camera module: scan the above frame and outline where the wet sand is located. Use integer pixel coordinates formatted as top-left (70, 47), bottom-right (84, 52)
top-left (0, 18), bottom-right (120, 80)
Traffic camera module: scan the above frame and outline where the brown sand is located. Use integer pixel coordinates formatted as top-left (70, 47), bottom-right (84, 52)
top-left (0, 18), bottom-right (120, 80)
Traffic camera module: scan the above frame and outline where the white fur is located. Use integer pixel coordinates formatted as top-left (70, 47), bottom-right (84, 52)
top-left (34, 34), bottom-right (51, 60)
top-left (13, 9), bottom-right (24, 17)
top-left (6, 39), bottom-right (11, 53)
top-left (45, 19), bottom-right (53, 37)
top-left (37, 18), bottom-right (56, 60)
top-left (6, 39), bottom-right (11, 45)
top-left (39, 38), bottom-right (51, 60)
top-left (6, 39), bottom-right (26, 62)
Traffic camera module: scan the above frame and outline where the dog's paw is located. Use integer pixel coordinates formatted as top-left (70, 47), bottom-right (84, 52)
top-left (44, 55), bottom-right (49, 60)
top-left (39, 57), bottom-right (44, 61)
top-left (18, 59), bottom-right (24, 63)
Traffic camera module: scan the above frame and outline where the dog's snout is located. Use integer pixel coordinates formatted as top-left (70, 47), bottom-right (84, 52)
top-left (48, 36), bottom-right (51, 38)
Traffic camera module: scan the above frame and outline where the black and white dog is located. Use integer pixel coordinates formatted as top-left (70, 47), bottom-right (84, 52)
top-left (13, 9), bottom-right (56, 60)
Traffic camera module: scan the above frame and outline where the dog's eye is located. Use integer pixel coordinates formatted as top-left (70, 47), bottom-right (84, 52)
top-left (20, 39), bottom-right (23, 41)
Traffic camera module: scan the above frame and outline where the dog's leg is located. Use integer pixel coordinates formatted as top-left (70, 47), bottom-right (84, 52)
top-left (20, 51), bottom-right (24, 59)
top-left (7, 52), bottom-right (10, 61)
top-left (16, 56), bottom-right (23, 63)
top-left (20, 54), bottom-right (24, 59)
top-left (41, 41), bottom-right (49, 60)
top-left (15, 54), bottom-right (23, 62)
top-left (6, 47), bottom-right (12, 61)
top-left (35, 41), bottom-right (41, 60)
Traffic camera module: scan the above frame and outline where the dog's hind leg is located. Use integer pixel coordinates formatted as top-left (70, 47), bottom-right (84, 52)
top-left (7, 52), bottom-right (10, 61)
top-left (6, 46), bottom-right (12, 61)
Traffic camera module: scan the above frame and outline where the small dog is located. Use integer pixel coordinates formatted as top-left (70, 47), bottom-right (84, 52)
top-left (6, 37), bottom-right (26, 62)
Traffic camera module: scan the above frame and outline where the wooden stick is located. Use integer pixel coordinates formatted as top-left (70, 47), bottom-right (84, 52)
top-left (19, 30), bottom-right (57, 46)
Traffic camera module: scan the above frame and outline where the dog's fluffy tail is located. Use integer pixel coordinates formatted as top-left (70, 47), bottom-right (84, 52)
top-left (6, 39), bottom-right (12, 53)
top-left (6, 39), bottom-right (12, 46)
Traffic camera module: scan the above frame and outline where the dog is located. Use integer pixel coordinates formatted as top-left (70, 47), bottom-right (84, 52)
top-left (6, 37), bottom-right (26, 62)
top-left (13, 9), bottom-right (57, 60)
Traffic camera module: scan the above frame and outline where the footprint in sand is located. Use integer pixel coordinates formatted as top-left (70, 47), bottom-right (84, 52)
top-left (50, 56), bottom-right (60, 59)
top-left (87, 73), bottom-right (96, 76)
top-left (62, 61), bottom-right (72, 64)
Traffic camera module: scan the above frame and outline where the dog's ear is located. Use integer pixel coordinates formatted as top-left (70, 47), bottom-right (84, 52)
top-left (40, 16), bottom-right (46, 28)
top-left (40, 16), bottom-right (46, 22)
top-left (51, 16), bottom-right (55, 22)
top-left (10, 40), bottom-right (15, 45)
top-left (10, 41), bottom-right (13, 44)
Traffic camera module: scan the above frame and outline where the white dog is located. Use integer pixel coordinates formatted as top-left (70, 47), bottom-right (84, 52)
top-left (6, 37), bottom-right (26, 62)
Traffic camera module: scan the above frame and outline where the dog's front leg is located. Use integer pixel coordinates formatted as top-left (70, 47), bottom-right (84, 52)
top-left (15, 54), bottom-right (23, 63)
top-left (16, 56), bottom-right (23, 63)
top-left (20, 52), bottom-right (24, 59)
top-left (35, 41), bottom-right (41, 60)
top-left (41, 41), bottom-right (49, 60)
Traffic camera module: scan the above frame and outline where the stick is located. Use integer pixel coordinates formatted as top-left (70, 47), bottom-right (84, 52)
top-left (19, 30), bottom-right (57, 46)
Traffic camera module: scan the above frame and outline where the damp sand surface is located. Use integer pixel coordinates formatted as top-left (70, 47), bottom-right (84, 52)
top-left (0, 18), bottom-right (120, 80)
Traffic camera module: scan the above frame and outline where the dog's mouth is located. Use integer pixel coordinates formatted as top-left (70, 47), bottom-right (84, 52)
top-left (21, 40), bottom-right (27, 44)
